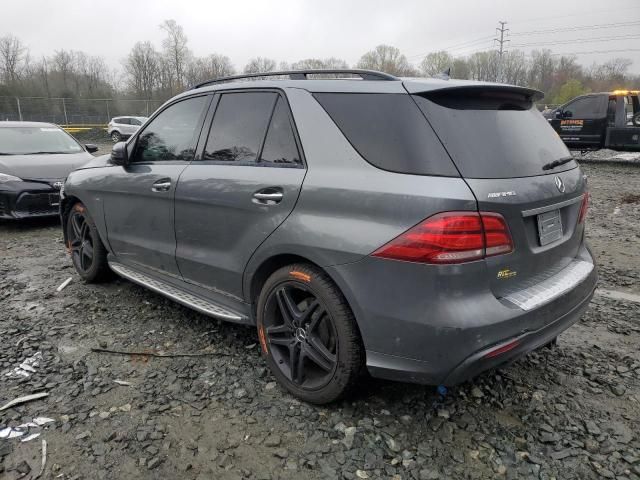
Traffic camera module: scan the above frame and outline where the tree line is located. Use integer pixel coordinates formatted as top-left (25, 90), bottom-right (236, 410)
top-left (1, 19), bottom-right (638, 106)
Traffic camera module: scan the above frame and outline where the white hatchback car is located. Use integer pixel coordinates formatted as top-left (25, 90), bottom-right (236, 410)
top-left (107, 116), bottom-right (147, 142)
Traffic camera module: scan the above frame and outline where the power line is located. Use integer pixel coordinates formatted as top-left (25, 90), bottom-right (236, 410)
top-left (509, 5), bottom-right (640, 27)
top-left (511, 20), bottom-right (640, 37)
top-left (510, 33), bottom-right (640, 49)
top-left (547, 48), bottom-right (640, 56)
top-left (406, 35), bottom-right (494, 60)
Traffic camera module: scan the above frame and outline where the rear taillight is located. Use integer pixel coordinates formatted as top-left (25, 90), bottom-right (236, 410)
top-left (372, 211), bottom-right (513, 264)
top-left (578, 192), bottom-right (590, 224)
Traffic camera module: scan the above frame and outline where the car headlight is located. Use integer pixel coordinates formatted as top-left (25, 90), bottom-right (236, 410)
top-left (0, 173), bottom-right (22, 183)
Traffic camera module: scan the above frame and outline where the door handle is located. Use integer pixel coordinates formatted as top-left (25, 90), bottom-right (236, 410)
top-left (151, 179), bottom-right (171, 192)
top-left (252, 189), bottom-right (284, 205)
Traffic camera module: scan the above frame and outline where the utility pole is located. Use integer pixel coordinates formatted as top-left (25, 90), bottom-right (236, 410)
top-left (494, 21), bottom-right (509, 83)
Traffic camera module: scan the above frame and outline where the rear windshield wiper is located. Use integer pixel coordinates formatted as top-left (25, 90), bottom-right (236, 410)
top-left (26, 151), bottom-right (74, 155)
top-left (542, 157), bottom-right (574, 171)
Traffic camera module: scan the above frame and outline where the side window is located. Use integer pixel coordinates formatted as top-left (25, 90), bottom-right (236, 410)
top-left (130, 118), bottom-right (142, 126)
top-left (203, 92), bottom-right (276, 163)
top-left (563, 97), bottom-right (601, 119)
top-left (607, 98), bottom-right (617, 126)
top-left (131, 96), bottom-right (208, 163)
top-left (118, 118), bottom-right (130, 125)
top-left (259, 97), bottom-right (301, 166)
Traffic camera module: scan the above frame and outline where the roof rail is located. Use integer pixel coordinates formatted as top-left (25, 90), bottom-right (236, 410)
top-left (192, 69), bottom-right (398, 89)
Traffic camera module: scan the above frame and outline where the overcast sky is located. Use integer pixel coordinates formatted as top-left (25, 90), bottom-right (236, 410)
top-left (2, 0), bottom-right (639, 73)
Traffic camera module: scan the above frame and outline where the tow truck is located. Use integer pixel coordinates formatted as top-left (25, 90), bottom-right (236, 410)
top-left (549, 90), bottom-right (640, 151)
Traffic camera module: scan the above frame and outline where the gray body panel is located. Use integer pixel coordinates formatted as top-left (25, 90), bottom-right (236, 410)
top-left (62, 75), bottom-right (596, 386)
top-left (175, 163), bottom-right (305, 300)
top-left (101, 162), bottom-right (188, 276)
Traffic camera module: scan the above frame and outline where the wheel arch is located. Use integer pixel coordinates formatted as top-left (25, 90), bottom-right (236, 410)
top-left (246, 253), bottom-right (364, 340)
top-left (60, 194), bottom-right (111, 255)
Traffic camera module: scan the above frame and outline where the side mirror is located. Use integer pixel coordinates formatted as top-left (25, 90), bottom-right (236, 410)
top-left (562, 110), bottom-right (572, 118)
top-left (111, 141), bottom-right (129, 166)
top-left (554, 110), bottom-right (562, 119)
top-left (85, 144), bottom-right (98, 153)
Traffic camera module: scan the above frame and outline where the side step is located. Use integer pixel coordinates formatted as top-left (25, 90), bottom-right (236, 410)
top-left (109, 261), bottom-right (246, 323)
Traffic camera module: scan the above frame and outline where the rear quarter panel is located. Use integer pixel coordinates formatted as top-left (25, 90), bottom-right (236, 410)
top-left (243, 88), bottom-right (476, 297)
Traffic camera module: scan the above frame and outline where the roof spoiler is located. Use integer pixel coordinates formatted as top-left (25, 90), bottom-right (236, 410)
top-left (404, 81), bottom-right (544, 102)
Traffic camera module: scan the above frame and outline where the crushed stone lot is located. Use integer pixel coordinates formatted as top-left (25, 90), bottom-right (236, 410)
top-left (1, 158), bottom-right (640, 480)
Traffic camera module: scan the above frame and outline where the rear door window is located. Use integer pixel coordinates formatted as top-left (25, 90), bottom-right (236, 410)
top-left (259, 97), bottom-right (302, 167)
top-left (313, 93), bottom-right (458, 176)
top-left (413, 90), bottom-right (576, 179)
top-left (203, 92), bottom-right (277, 163)
top-left (117, 118), bottom-right (130, 125)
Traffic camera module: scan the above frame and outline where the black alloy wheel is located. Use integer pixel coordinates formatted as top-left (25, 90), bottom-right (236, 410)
top-left (65, 202), bottom-right (111, 282)
top-left (263, 282), bottom-right (338, 389)
top-left (257, 264), bottom-right (363, 404)
top-left (68, 209), bottom-right (94, 275)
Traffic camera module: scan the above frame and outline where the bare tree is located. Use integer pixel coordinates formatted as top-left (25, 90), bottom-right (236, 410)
top-left (291, 58), bottom-right (349, 70)
top-left (451, 57), bottom-right (470, 80)
top-left (0, 34), bottom-right (28, 84)
top-left (467, 51), bottom-right (500, 82)
top-left (185, 53), bottom-right (235, 85)
top-left (419, 51), bottom-right (453, 77)
top-left (527, 49), bottom-right (557, 93)
top-left (501, 50), bottom-right (528, 86)
top-left (124, 41), bottom-right (160, 99)
top-left (356, 45), bottom-right (416, 76)
top-left (244, 57), bottom-right (277, 74)
top-left (160, 19), bottom-right (190, 92)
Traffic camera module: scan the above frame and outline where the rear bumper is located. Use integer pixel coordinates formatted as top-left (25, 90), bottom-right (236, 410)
top-left (327, 243), bottom-right (597, 386)
top-left (0, 183), bottom-right (61, 219)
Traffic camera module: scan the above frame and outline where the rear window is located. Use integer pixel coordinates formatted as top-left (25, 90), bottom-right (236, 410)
top-left (413, 91), bottom-right (576, 179)
top-left (313, 93), bottom-right (459, 176)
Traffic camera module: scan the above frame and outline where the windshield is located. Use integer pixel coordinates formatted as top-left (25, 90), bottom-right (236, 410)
top-left (0, 127), bottom-right (84, 155)
top-left (413, 91), bottom-right (577, 178)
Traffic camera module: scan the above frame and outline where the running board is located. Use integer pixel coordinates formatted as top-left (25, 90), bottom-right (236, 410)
top-left (108, 261), bottom-right (245, 322)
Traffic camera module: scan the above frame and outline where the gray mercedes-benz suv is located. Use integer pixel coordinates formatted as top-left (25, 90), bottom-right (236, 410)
top-left (61, 69), bottom-right (597, 404)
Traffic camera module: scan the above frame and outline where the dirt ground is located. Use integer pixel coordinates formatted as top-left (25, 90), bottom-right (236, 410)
top-left (1, 157), bottom-right (639, 480)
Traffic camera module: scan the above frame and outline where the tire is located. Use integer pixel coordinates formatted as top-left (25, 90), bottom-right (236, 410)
top-left (110, 131), bottom-right (122, 143)
top-left (256, 263), bottom-right (364, 404)
top-left (632, 113), bottom-right (640, 127)
top-left (66, 202), bottom-right (111, 283)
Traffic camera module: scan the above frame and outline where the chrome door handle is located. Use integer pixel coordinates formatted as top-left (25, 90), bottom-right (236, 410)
top-left (151, 180), bottom-right (171, 192)
top-left (253, 192), bottom-right (283, 201)
top-left (252, 190), bottom-right (284, 205)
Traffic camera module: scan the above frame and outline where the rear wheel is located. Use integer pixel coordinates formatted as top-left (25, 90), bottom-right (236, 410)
top-left (110, 131), bottom-right (121, 142)
top-left (256, 264), bottom-right (363, 404)
top-left (632, 113), bottom-right (640, 127)
top-left (66, 202), bottom-right (111, 282)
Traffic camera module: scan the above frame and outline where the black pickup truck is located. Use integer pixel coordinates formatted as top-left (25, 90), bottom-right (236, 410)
top-left (548, 90), bottom-right (640, 151)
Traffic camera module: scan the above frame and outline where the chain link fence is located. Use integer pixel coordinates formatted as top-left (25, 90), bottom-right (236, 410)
top-left (0, 97), bottom-right (165, 125)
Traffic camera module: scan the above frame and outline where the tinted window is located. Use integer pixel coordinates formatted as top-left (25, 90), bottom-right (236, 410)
top-left (204, 92), bottom-right (276, 163)
top-left (564, 96), bottom-right (603, 119)
top-left (313, 93), bottom-right (458, 176)
top-left (130, 118), bottom-right (142, 126)
top-left (259, 98), bottom-right (301, 166)
top-left (131, 96), bottom-right (208, 163)
top-left (413, 92), bottom-right (576, 179)
top-left (116, 118), bottom-right (130, 125)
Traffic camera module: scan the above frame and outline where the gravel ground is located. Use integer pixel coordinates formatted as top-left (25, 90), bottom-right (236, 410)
top-left (1, 154), bottom-right (639, 480)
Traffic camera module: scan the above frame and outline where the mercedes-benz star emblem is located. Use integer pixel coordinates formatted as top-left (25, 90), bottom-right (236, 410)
top-left (554, 176), bottom-right (565, 193)
top-left (53, 181), bottom-right (64, 190)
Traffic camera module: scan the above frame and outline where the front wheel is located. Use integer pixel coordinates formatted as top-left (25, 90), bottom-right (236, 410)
top-left (110, 131), bottom-right (121, 142)
top-left (256, 264), bottom-right (363, 404)
top-left (632, 113), bottom-right (640, 127)
top-left (66, 202), bottom-right (111, 282)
